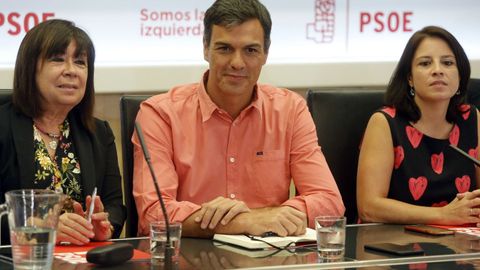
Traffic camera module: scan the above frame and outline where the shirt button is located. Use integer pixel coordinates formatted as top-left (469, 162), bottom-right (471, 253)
top-left (229, 157), bottom-right (235, 163)
top-left (230, 193), bottom-right (236, 199)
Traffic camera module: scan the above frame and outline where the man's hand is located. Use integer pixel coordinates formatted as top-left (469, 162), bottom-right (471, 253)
top-left (243, 206), bottom-right (307, 237)
top-left (183, 202), bottom-right (307, 238)
top-left (194, 196), bottom-right (250, 230)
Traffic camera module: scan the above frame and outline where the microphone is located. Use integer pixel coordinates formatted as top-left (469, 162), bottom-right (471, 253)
top-left (449, 144), bottom-right (480, 167)
top-left (134, 122), bottom-right (174, 269)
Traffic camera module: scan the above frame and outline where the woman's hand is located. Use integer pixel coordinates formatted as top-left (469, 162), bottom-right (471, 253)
top-left (442, 189), bottom-right (480, 225)
top-left (56, 201), bottom-right (94, 245)
top-left (56, 196), bottom-right (114, 245)
top-left (85, 195), bottom-right (113, 241)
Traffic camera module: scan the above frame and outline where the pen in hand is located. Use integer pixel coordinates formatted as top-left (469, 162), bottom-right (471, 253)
top-left (87, 187), bottom-right (97, 223)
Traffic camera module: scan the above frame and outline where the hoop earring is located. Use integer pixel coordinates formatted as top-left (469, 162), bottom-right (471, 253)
top-left (409, 87), bottom-right (415, 97)
top-left (456, 90), bottom-right (461, 95)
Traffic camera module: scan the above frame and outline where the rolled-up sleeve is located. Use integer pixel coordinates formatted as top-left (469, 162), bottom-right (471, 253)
top-left (281, 99), bottom-right (345, 228)
top-left (132, 98), bottom-right (200, 236)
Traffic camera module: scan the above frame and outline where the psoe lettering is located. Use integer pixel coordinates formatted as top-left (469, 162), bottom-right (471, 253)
top-left (0, 12), bottom-right (55, 35)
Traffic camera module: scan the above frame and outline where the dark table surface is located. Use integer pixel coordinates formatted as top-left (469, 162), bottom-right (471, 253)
top-left (2, 223), bottom-right (480, 269)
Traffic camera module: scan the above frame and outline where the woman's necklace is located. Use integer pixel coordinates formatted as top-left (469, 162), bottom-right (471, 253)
top-left (34, 123), bottom-right (61, 150)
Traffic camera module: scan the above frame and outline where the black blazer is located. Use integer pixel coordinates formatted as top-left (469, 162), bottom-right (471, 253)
top-left (0, 102), bottom-right (126, 243)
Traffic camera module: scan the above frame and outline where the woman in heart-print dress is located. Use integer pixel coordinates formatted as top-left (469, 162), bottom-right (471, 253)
top-left (357, 26), bottom-right (480, 226)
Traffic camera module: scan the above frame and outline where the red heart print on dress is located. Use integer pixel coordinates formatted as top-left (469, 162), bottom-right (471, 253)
top-left (394, 146), bottom-right (404, 169)
top-left (455, 175), bottom-right (470, 193)
top-left (430, 152), bottom-right (444, 174)
top-left (405, 126), bottom-right (423, 148)
top-left (449, 125), bottom-right (460, 146)
top-left (383, 107), bottom-right (396, 118)
top-left (469, 148), bottom-right (478, 159)
top-left (459, 104), bottom-right (471, 120)
top-left (409, 176), bottom-right (427, 201)
top-left (431, 201), bottom-right (448, 207)
top-left (408, 261), bottom-right (427, 270)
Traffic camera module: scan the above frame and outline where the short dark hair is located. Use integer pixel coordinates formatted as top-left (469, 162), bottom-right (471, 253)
top-left (203, 0), bottom-right (272, 53)
top-left (385, 26), bottom-right (471, 123)
top-left (13, 19), bottom-right (96, 132)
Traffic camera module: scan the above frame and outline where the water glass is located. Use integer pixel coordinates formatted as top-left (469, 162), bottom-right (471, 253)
top-left (315, 216), bottom-right (346, 259)
top-left (0, 189), bottom-right (64, 270)
top-left (150, 221), bottom-right (182, 264)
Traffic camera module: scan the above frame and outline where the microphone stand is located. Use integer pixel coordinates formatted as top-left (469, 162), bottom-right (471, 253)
top-left (449, 144), bottom-right (480, 167)
top-left (135, 123), bottom-right (174, 269)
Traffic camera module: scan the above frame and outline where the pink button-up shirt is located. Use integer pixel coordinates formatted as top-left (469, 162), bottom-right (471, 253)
top-left (133, 74), bottom-right (344, 235)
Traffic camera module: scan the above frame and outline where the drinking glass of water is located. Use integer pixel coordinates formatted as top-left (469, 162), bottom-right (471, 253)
top-left (315, 216), bottom-right (346, 260)
top-left (150, 221), bottom-right (182, 264)
top-left (0, 189), bottom-right (64, 270)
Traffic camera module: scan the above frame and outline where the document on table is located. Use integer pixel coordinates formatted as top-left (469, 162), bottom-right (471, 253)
top-left (213, 228), bottom-right (317, 250)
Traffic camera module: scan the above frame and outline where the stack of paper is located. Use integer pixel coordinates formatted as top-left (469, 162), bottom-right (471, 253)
top-left (213, 228), bottom-right (317, 250)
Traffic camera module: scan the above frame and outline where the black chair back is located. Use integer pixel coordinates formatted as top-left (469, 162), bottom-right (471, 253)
top-left (306, 89), bottom-right (384, 224)
top-left (120, 95), bottom-right (151, 237)
top-left (467, 78), bottom-right (480, 109)
top-left (0, 90), bottom-right (12, 105)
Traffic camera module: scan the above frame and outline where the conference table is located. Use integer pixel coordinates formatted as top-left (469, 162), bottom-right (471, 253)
top-left (2, 223), bottom-right (480, 269)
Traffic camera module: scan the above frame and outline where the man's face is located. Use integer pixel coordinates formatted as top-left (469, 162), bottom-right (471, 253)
top-left (203, 19), bottom-right (268, 100)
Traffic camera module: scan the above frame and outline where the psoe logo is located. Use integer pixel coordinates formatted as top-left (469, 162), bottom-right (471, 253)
top-left (306, 0), bottom-right (335, 43)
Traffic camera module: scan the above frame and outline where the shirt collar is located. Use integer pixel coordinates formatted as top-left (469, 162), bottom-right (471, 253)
top-left (250, 85), bottom-right (262, 112)
top-left (197, 70), bottom-right (263, 122)
top-left (197, 71), bottom-right (218, 122)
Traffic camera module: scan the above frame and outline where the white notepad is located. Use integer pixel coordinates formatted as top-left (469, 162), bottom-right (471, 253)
top-left (213, 228), bottom-right (317, 250)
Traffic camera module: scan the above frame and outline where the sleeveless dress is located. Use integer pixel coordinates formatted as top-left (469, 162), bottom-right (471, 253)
top-left (379, 105), bottom-right (478, 206)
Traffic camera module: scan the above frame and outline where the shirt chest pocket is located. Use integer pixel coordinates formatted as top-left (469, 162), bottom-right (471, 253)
top-left (246, 150), bottom-right (290, 199)
top-left (253, 150), bottom-right (285, 161)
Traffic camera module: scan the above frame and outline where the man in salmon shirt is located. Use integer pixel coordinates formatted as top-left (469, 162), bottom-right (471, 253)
top-left (133, 0), bottom-right (345, 237)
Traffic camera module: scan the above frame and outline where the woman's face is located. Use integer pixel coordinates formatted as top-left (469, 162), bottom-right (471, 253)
top-left (35, 40), bottom-right (88, 114)
top-left (408, 37), bottom-right (460, 104)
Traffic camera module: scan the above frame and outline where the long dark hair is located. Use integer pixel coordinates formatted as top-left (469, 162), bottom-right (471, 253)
top-left (13, 19), bottom-right (96, 132)
top-left (384, 26), bottom-right (471, 122)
